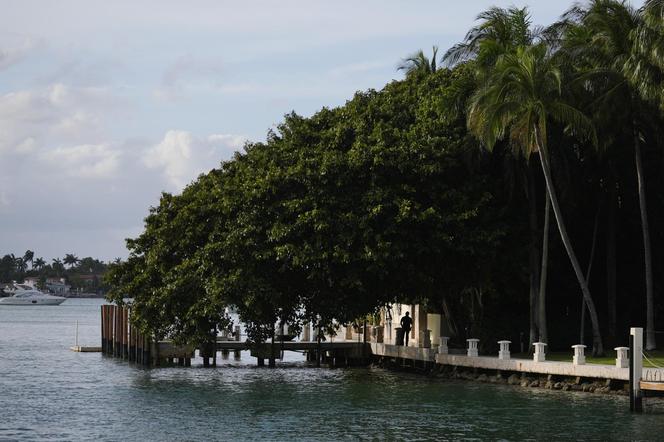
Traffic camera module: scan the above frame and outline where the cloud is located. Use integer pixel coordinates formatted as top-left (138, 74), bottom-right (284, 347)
top-left (154, 54), bottom-right (225, 102)
top-left (39, 143), bottom-right (120, 178)
top-left (0, 37), bottom-right (37, 71)
top-left (0, 83), bottom-right (116, 155)
top-left (144, 130), bottom-right (245, 190)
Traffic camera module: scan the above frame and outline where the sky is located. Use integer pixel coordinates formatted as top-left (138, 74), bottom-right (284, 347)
top-left (0, 0), bottom-right (606, 262)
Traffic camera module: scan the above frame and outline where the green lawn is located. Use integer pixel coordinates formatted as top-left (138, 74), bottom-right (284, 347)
top-left (511, 351), bottom-right (664, 368)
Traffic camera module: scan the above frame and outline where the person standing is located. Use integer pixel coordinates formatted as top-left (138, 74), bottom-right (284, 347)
top-left (400, 311), bottom-right (412, 346)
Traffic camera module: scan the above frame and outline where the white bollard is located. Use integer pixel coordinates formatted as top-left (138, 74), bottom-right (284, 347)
top-left (615, 346), bottom-right (629, 368)
top-left (439, 336), bottom-right (450, 354)
top-left (572, 344), bottom-right (586, 365)
top-left (533, 342), bottom-right (547, 362)
top-left (498, 340), bottom-right (511, 360)
top-left (467, 338), bottom-right (479, 357)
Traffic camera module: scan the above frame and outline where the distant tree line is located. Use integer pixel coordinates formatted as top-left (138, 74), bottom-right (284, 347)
top-left (1, 250), bottom-right (112, 293)
top-left (107, 0), bottom-right (664, 355)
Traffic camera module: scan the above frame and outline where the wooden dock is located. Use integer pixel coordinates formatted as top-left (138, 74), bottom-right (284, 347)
top-left (70, 346), bottom-right (102, 352)
top-left (100, 305), bottom-right (369, 367)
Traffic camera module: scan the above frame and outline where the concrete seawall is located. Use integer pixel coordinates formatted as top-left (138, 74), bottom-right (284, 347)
top-left (369, 343), bottom-right (664, 383)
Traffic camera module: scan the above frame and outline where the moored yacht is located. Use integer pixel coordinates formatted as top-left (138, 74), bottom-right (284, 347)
top-left (0, 287), bottom-right (66, 305)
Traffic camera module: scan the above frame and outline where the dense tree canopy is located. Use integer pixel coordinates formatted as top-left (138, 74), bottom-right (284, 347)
top-left (108, 0), bottom-right (664, 354)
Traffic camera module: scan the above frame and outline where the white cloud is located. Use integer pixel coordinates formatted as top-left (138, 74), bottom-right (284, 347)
top-left (144, 130), bottom-right (245, 190)
top-left (14, 137), bottom-right (36, 154)
top-left (0, 37), bottom-right (37, 71)
top-left (0, 83), bottom-right (116, 155)
top-left (39, 143), bottom-right (121, 179)
top-left (154, 54), bottom-right (225, 102)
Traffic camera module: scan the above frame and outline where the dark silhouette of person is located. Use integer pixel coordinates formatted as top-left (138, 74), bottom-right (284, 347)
top-left (400, 311), bottom-right (413, 346)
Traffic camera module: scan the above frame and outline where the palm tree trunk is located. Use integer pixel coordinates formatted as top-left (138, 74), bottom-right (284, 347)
top-left (535, 127), bottom-right (604, 355)
top-left (580, 204), bottom-right (600, 345)
top-left (527, 163), bottom-right (540, 347)
top-left (538, 190), bottom-right (550, 343)
top-left (634, 133), bottom-right (656, 350)
top-left (606, 181), bottom-right (617, 348)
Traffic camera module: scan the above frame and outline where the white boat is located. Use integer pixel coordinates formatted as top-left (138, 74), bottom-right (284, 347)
top-left (0, 287), bottom-right (66, 305)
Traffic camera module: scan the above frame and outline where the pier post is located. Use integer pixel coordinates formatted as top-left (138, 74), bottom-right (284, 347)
top-left (123, 307), bottom-right (129, 359)
top-left (615, 347), bottom-right (629, 368)
top-left (316, 329), bottom-right (322, 367)
top-left (466, 338), bottom-right (479, 357)
top-left (572, 345), bottom-right (586, 365)
top-left (302, 322), bottom-right (311, 342)
top-left (498, 340), bottom-right (511, 360)
top-left (212, 326), bottom-right (218, 367)
top-left (439, 336), bottom-right (449, 355)
top-left (533, 342), bottom-right (547, 362)
top-left (269, 333), bottom-right (276, 368)
top-left (100, 306), bottom-right (105, 351)
top-left (630, 327), bottom-right (643, 412)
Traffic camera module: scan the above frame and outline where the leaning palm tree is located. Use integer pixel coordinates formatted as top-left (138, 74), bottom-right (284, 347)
top-left (559, 0), bottom-right (658, 349)
top-left (443, 6), bottom-right (548, 347)
top-left (397, 46), bottom-right (439, 76)
top-left (23, 250), bottom-right (34, 268)
top-left (467, 43), bottom-right (605, 355)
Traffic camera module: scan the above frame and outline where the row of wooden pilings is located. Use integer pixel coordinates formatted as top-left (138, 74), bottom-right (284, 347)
top-left (101, 304), bottom-right (157, 366)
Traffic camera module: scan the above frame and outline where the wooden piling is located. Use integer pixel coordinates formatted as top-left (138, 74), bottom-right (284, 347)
top-left (100, 305), bottom-right (105, 351)
top-left (316, 330), bottom-right (322, 368)
top-left (123, 307), bottom-right (129, 359)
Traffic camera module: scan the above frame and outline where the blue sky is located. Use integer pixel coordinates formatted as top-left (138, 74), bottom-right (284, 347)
top-left (0, 0), bottom-right (635, 262)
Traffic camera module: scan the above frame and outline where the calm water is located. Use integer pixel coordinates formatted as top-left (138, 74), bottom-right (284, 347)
top-left (1, 299), bottom-right (664, 441)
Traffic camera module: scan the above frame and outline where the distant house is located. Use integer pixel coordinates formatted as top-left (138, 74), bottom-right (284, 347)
top-left (23, 276), bottom-right (41, 287)
top-left (76, 274), bottom-right (100, 285)
top-left (45, 277), bottom-right (70, 295)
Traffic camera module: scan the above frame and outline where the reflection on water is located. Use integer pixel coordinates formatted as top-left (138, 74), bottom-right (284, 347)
top-left (1, 299), bottom-right (663, 441)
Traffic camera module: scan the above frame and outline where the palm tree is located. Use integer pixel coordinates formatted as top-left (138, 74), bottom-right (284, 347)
top-left (443, 6), bottom-right (548, 347)
top-left (397, 46), bottom-right (439, 76)
top-left (23, 250), bottom-right (34, 268)
top-left (33, 257), bottom-right (46, 270)
top-left (63, 253), bottom-right (80, 269)
top-left (467, 43), bottom-right (605, 355)
top-left (559, 0), bottom-right (658, 349)
top-left (443, 6), bottom-right (538, 70)
top-left (14, 257), bottom-right (27, 275)
top-left (628, 0), bottom-right (664, 108)
top-left (52, 258), bottom-right (65, 276)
